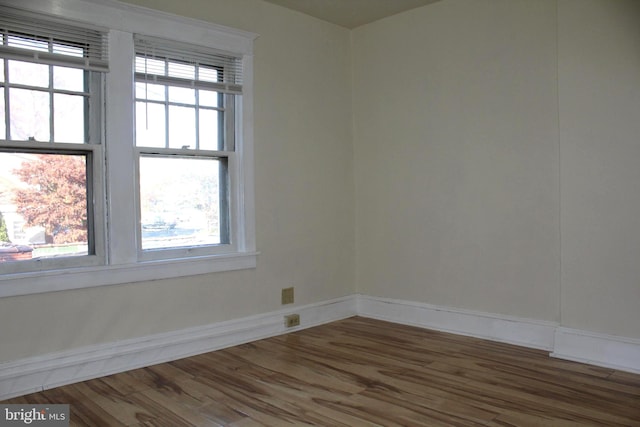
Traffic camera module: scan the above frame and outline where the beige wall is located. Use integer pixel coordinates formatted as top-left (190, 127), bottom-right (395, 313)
top-left (558, 0), bottom-right (640, 338)
top-left (2, 0), bottom-right (639, 365)
top-left (353, 0), bottom-right (640, 338)
top-left (353, 0), bottom-right (561, 321)
top-left (0, 0), bottom-right (355, 362)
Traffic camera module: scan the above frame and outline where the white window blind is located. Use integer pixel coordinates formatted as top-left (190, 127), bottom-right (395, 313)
top-left (0, 6), bottom-right (109, 72)
top-left (134, 35), bottom-right (243, 95)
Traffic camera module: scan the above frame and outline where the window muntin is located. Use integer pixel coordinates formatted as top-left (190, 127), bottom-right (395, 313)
top-left (134, 55), bottom-right (228, 151)
top-left (1, 60), bottom-right (89, 144)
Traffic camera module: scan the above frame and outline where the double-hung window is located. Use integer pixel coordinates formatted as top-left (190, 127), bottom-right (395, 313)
top-left (134, 36), bottom-right (243, 259)
top-left (0, 7), bottom-right (107, 274)
top-left (0, 0), bottom-right (256, 296)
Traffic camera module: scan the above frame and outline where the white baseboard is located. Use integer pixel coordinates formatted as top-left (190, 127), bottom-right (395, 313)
top-left (3, 293), bottom-right (640, 400)
top-left (356, 295), bottom-right (640, 374)
top-left (356, 294), bottom-right (557, 350)
top-left (0, 295), bottom-right (357, 400)
top-left (551, 327), bottom-right (640, 374)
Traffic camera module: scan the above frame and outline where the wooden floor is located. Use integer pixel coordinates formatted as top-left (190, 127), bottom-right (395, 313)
top-left (4, 317), bottom-right (640, 426)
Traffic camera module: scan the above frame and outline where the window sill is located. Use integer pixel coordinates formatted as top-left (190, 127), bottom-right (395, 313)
top-left (0, 251), bottom-right (258, 298)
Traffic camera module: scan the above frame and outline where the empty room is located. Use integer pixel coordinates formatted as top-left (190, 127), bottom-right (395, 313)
top-left (0, 0), bottom-right (639, 425)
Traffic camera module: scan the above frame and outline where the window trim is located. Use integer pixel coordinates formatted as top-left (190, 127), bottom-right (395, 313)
top-left (0, 0), bottom-right (258, 297)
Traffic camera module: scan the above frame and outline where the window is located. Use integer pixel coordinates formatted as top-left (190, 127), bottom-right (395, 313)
top-left (0, 6), bottom-right (107, 274)
top-left (134, 36), bottom-right (242, 259)
top-left (0, 1), bottom-right (256, 297)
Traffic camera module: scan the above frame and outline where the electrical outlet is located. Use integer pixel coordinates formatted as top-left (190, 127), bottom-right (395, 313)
top-left (284, 314), bottom-right (300, 328)
top-left (281, 287), bottom-right (294, 305)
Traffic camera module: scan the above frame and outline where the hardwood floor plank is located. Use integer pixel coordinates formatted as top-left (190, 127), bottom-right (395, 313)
top-left (69, 382), bottom-right (158, 425)
top-left (426, 359), bottom-right (639, 418)
top-left (126, 389), bottom-right (216, 427)
top-left (3, 317), bottom-right (640, 426)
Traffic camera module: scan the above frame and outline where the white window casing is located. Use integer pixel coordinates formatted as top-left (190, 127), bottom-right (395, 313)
top-left (0, 0), bottom-right (258, 297)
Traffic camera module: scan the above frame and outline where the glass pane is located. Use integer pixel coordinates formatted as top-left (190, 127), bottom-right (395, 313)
top-left (139, 155), bottom-right (222, 250)
top-left (168, 86), bottom-right (195, 104)
top-left (0, 58), bottom-right (4, 82)
top-left (168, 106), bottom-right (195, 149)
top-left (136, 102), bottom-right (166, 148)
top-left (53, 66), bottom-right (84, 91)
top-left (0, 152), bottom-right (89, 261)
top-left (136, 82), bottom-right (165, 101)
top-left (199, 90), bottom-right (220, 108)
top-left (135, 57), bottom-right (165, 76)
top-left (198, 109), bottom-right (220, 151)
top-left (8, 60), bottom-right (49, 88)
top-left (54, 94), bottom-right (85, 143)
top-left (10, 88), bottom-right (50, 142)
top-left (168, 61), bottom-right (195, 80)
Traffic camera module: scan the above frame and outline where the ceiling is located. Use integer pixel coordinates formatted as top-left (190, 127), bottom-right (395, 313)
top-left (262, 0), bottom-right (442, 29)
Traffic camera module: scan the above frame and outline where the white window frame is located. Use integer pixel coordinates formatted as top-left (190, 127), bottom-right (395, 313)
top-left (132, 36), bottom-right (242, 261)
top-left (0, 8), bottom-right (107, 275)
top-left (0, 0), bottom-right (257, 297)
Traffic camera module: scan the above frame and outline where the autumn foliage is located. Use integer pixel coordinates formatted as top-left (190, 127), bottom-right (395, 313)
top-left (13, 154), bottom-right (87, 244)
